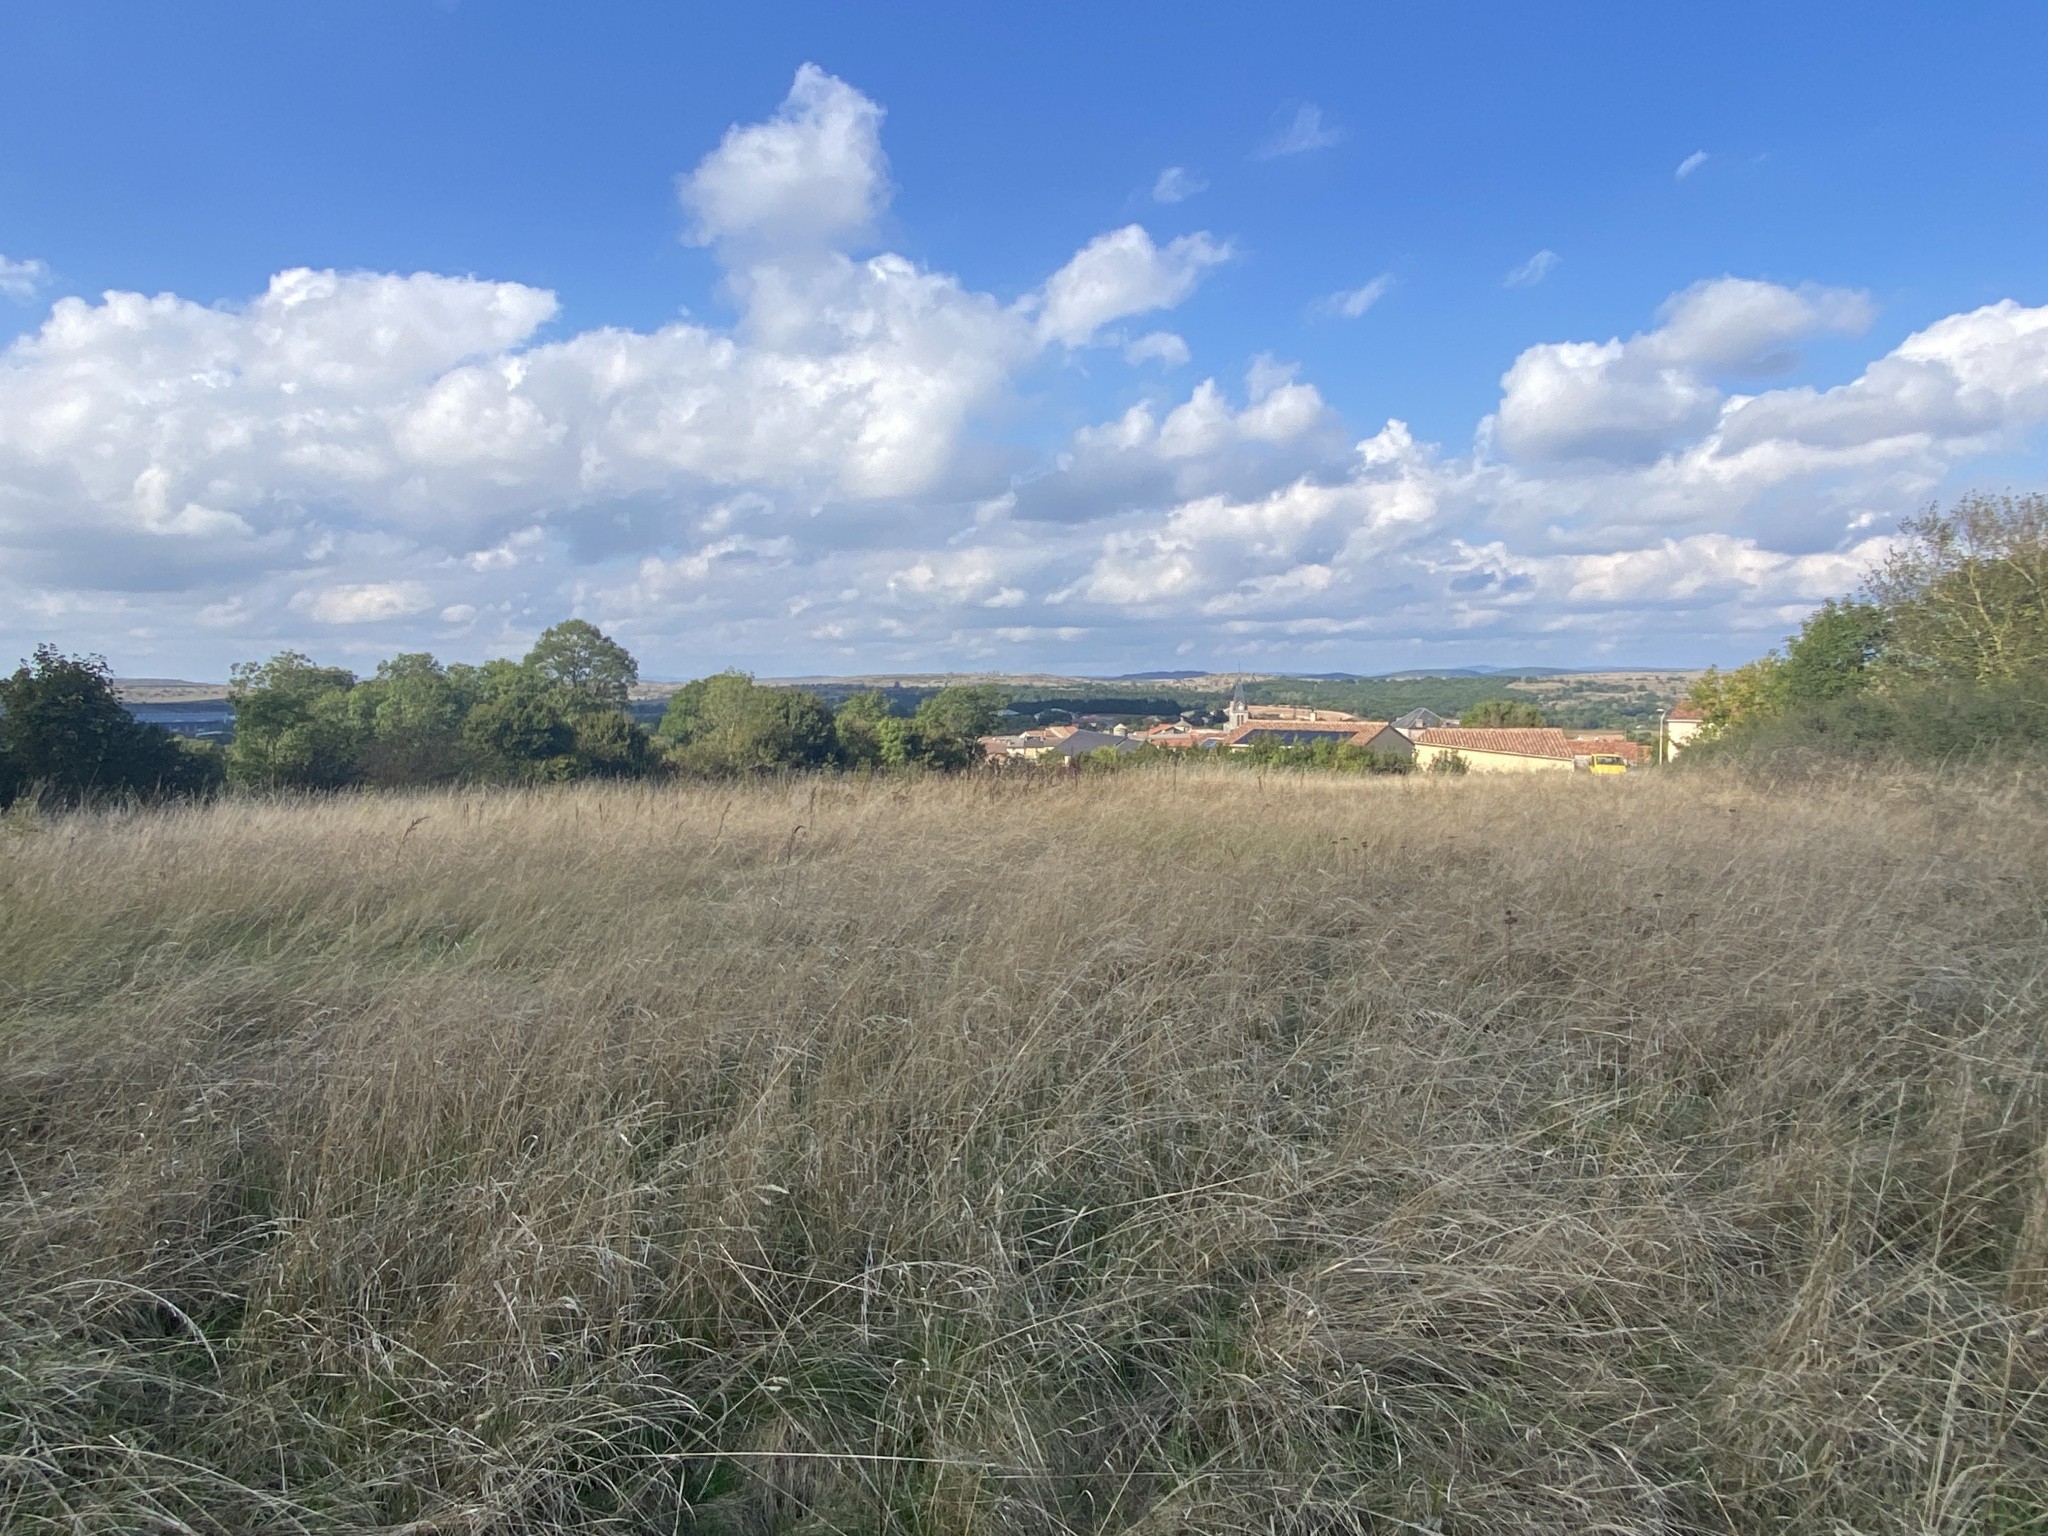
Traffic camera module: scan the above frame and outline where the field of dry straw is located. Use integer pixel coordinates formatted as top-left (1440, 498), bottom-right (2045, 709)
top-left (4, 765), bottom-right (2048, 1533)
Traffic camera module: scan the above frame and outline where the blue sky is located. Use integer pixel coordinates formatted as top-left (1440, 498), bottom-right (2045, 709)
top-left (3, 2), bottom-right (2046, 678)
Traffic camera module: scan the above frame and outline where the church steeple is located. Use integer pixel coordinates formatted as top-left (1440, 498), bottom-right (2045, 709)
top-left (1227, 680), bottom-right (1248, 729)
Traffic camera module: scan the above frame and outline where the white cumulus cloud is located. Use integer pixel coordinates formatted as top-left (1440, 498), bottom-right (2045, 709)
top-left (680, 63), bottom-right (889, 248)
top-left (1034, 226), bottom-right (1231, 348)
top-left (303, 582), bottom-right (435, 624)
top-left (0, 255), bottom-right (49, 302)
top-left (1125, 331), bottom-right (1192, 368)
top-left (1491, 277), bottom-right (1875, 462)
top-left (4, 65), bottom-right (2047, 677)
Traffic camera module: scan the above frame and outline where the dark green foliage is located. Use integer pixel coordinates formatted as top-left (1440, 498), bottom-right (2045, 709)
top-left (1233, 737), bottom-right (1414, 774)
top-left (522, 619), bottom-right (639, 710)
top-left (1695, 491), bottom-right (2048, 764)
top-left (225, 632), bottom-right (656, 791)
top-left (1779, 599), bottom-right (1888, 705)
top-left (1462, 698), bottom-right (1547, 728)
top-left (224, 653), bottom-right (364, 790)
top-left (1869, 492), bottom-right (2048, 684)
top-left (1696, 676), bottom-right (2048, 765)
top-left (913, 684), bottom-right (1004, 745)
top-left (570, 707), bottom-right (656, 779)
top-left (0, 645), bottom-right (222, 807)
top-left (1002, 694), bottom-right (1184, 720)
top-left (1241, 675), bottom-right (1564, 724)
top-left (875, 713), bottom-right (957, 768)
top-left (656, 676), bottom-right (1000, 775)
top-left (350, 653), bottom-right (476, 787)
top-left (830, 689), bottom-right (892, 768)
top-left (463, 672), bottom-right (581, 781)
top-left (658, 671), bottom-right (838, 775)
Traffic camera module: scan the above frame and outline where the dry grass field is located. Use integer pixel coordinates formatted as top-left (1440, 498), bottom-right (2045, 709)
top-left (4, 766), bottom-right (2047, 1534)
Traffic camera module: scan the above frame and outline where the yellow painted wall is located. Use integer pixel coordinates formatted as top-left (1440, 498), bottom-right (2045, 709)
top-left (1413, 743), bottom-right (1574, 774)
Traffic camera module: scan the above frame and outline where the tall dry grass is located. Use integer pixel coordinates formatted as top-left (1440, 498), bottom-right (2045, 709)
top-left (2, 765), bottom-right (2046, 1533)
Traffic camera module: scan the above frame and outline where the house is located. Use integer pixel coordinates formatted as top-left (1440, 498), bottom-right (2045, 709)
top-left (1410, 727), bottom-right (1584, 773)
top-left (1664, 706), bottom-right (1704, 757)
top-left (981, 727), bottom-right (1144, 763)
top-left (1223, 719), bottom-right (1413, 757)
top-left (1346, 721), bottom-right (1414, 757)
top-left (1228, 684), bottom-right (1359, 733)
top-left (980, 723), bottom-right (1077, 760)
top-left (980, 732), bottom-right (1048, 761)
top-left (1138, 721), bottom-right (1227, 749)
top-left (1042, 728), bottom-right (1144, 760)
top-left (1391, 707), bottom-right (1452, 734)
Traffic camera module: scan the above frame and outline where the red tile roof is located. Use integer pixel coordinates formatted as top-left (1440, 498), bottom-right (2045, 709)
top-left (1413, 727), bottom-right (1580, 760)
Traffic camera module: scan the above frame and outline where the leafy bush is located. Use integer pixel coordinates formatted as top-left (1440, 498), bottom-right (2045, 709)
top-left (659, 676), bottom-right (1002, 775)
top-left (224, 622), bottom-right (656, 790)
top-left (0, 645), bottom-right (224, 807)
top-left (1689, 491), bottom-right (2048, 765)
top-left (1235, 738), bottom-right (1414, 774)
top-left (1462, 697), bottom-right (1547, 727)
top-left (1693, 675), bottom-right (2048, 766)
top-left (658, 671), bottom-right (838, 775)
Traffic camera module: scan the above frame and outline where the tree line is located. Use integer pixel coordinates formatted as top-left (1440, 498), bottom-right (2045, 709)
top-left (0, 620), bottom-right (1009, 807)
top-left (1689, 491), bottom-right (2048, 760)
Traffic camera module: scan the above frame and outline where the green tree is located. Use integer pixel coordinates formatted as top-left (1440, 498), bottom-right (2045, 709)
top-left (570, 708), bottom-right (656, 779)
top-left (832, 689), bottom-right (892, 768)
top-left (1680, 491), bottom-right (2048, 763)
top-left (1868, 492), bottom-right (2048, 684)
top-left (1779, 599), bottom-right (1888, 705)
top-left (225, 652), bottom-right (363, 790)
top-left (350, 653), bottom-right (474, 786)
top-left (462, 669), bottom-right (580, 782)
top-left (1462, 698), bottom-right (1547, 728)
top-left (0, 646), bottom-right (219, 807)
top-left (658, 672), bottom-right (836, 775)
top-left (914, 685), bottom-right (1005, 742)
top-left (1688, 600), bottom-right (1888, 742)
top-left (872, 714), bottom-right (934, 768)
top-left (523, 620), bottom-right (639, 710)
top-left (895, 684), bottom-right (1006, 769)
top-left (1687, 656), bottom-right (1788, 733)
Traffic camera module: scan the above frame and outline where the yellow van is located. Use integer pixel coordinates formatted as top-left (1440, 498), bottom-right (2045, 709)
top-left (1587, 753), bottom-right (1630, 775)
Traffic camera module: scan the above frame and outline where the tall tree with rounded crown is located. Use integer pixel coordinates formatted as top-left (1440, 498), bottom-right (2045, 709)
top-left (524, 620), bottom-right (639, 711)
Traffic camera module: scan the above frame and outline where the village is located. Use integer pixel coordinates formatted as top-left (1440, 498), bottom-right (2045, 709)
top-left (980, 684), bottom-right (1699, 771)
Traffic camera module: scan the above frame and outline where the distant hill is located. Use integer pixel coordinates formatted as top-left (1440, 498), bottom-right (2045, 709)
top-left (113, 678), bottom-right (230, 703)
top-left (110, 667), bottom-right (1700, 731)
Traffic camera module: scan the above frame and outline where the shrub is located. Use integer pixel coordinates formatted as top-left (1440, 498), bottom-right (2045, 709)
top-left (0, 645), bottom-right (222, 807)
top-left (659, 671), bottom-right (837, 775)
top-left (1462, 697), bottom-right (1546, 727)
